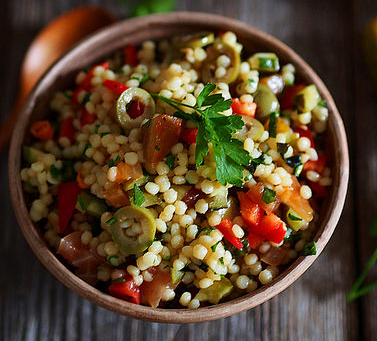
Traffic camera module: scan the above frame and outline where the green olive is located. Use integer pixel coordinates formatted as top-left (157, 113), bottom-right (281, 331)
top-left (241, 116), bottom-right (265, 141)
top-left (110, 205), bottom-right (156, 255)
top-left (294, 84), bottom-right (320, 112)
top-left (176, 31), bottom-right (215, 49)
top-left (201, 42), bottom-right (241, 84)
top-left (254, 84), bottom-right (280, 121)
top-left (116, 87), bottom-right (155, 130)
top-left (195, 277), bottom-right (233, 304)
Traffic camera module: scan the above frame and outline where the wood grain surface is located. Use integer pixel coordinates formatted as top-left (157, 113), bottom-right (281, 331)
top-left (0, 0), bottom-right (376, 340)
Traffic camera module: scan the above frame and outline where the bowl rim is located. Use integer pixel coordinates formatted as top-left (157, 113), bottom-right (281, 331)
top-left (9, 11), bottom-right (349, 323)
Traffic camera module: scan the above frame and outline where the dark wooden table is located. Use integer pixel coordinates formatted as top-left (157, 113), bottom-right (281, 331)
top-left (1, 0), bottom-right (376, 340)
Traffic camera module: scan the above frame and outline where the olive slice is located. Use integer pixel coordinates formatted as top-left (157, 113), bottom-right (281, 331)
top-left (253, 84), bottom-right (280, 121)
top-left (176, 31), bottom-right (215, 49)
top-left (242, 116), bottom-right (265, 141)
top-left (201, 42), bottom-right (241, 84)
top-left (110, 205), bottom-right (156, 255)
top-left (116, 87), bottom-right (155, 130)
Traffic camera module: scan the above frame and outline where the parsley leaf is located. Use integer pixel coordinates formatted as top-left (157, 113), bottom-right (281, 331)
top-left (165, 154), bottom-right (175, 170)
top-left (50, 165), bottom-right (61, 179)
top-left (300, 241), bottom-right (317, 256)
top-left (211, 241), bottom-right (220, 252)
top-left (77, 195), bottom-right (86, 211)
top-left (132, 184), bottom-right (145, 207)
top-left (196, 83), bottom-right (216, 107)
top-left (261, 188), bottom-right (276, 204)
top-left (288, 213), bottom-right (302, 221)
top-left (107, 155), bottom-right (120, 167)
top-left (106, 217), bottom-right (117, 225)
top-left (139, 73), bottom-right (150, 86)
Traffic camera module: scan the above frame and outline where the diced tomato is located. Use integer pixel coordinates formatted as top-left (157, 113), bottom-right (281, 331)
top-left (111, 161), bottom-right (143, 184)
top-left (30, 120), bottom-right (54, 141)
top-left (277, 176), bottom-right (314, 222)
top-left (308, 181), bottom-right (328, 198)
top-left (182, 187), bottom-right (206, 208)
top-left (103, 79), bottom-right (128, 95)
top-left (123, 44), bottom-right (138, 67)
top-left (71, 86), bottom-right (84, 105)
top-left (246, 182), bottom-right (280, 213)
top-left (280, 84), bottom-right (306, 110)
top-left (180, 128), bottom-right (198, 145)
top-left (140, 267), bottom-right (172, 308)
top-left (294, 127), bottom-right (315, 148)
top-left (58, 181), bottom-right (82, 234)
top-left (248, 233), bottom-right (264, 249)
top-left (303, 154), bottom-right (326, 174)
top-left (59, 117), bottom-right (75, 143)
top-left (237, 192), bottom-right (264, 226)
top-left (103, 182), bottom-right (130, 208)
top-left (231, 98), bottom-right (257, 117)
top-left (80, 109), bottom-right (96, 126)
top-left (143, 114), bottom-right (183, 173)
top-left (128, 101), bottom-right (145, 119)
top-left (80, 61), bottom-right (110, 92)
top-left (215, 218), bottom-right (243, 250)
top-left (108, 276), bottom-right (140, 304)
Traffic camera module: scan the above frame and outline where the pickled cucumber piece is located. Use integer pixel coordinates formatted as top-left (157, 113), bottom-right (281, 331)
top-left (254, 84), bottom-right (280, 121)
top-left (176, 31), bottom-right (215, 48)
top-left (76, 191), bottom-right (107, 217)
top-left (110, 205), bottom-right (156, 254)
top-left (249, 52), bottom-right (280, 73)
top-left (194, 277), bottom-right (233, 304)
top-left (294, 84), bottom-right (320, 112)
top-left (202, 42), bottom-right (240, 84)
top-left (286, 208), bottom-right (308, 231)
top-left (23, 145), bottom-right (44, 164)
top-left (116, 87), bottom-right (155, 130)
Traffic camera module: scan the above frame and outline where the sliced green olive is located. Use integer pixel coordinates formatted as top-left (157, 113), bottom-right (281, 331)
top-left (294, 84), bottom-right (320, 112)
top-left (254, 84), bottom-right (280, 121)
top-left (248, 52), bottom-right (280, 73)
top-left (202, 42), bottom-right (240, 84)
top-left (141, 192), bottom-right (163, 208)
top-left (176, 31), bottom-right (215, 49)
top-left (194, 277), bottom-right (233, 304)
top-left (116, 87), bottom-right (155, 130)
top-left (110, 205), bottom-right (156, 255)
top-left (217, 196), bottom-right (238, 221)
top-left (241, 116), bottom-right (265, 141)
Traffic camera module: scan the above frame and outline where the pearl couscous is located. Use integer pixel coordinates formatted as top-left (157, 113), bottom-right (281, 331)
top-left (21, 31), bottom-right (331, 308)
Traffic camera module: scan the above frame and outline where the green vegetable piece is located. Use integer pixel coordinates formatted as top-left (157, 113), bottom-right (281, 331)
top-left (261, 188), bottom-right (276, 204)
top-left (171, 268), bottom-right (184, 285)
top-left (286, 208), bottom-right (308, 231)
top-left (268, 112), bottom-right (279, 138)
top-left (75, 191), bottom-right (107, 217)
top-left (176, 31), bottom-right (215, 48)
top-left (249, 52), bottom-right (280, 72)
top-left (165, 154), bottom-right (175, 170)
top-left (140, 192), bottom-right (163, 208)
top-left (110, 205), bottom-right (156, 254)
top-left (300, 241), bottom-right (317, 256)
top-left (294, 84), bottom-right (320, 112)
top-left (208, 195), bottom-right (228, 209)
top-left (217, 196), bottom-right (239, 221)
top-left (23, 145), bottom-right (44, 164)
top-left (123, 175), bottom-right (152, 191)
top-left (132, 184), bottom-right (145, 207)
top-left (240, 117), bottom-right (265, 141)
top-left (194, 277), bottom-right (233, 304)
top-left (254, 84), bottom-right (280, 121)
top-left (116, 87), bottom-right (155, 130)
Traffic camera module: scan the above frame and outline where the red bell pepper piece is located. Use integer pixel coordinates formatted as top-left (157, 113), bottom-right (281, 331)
top-left (123, 44), bottom-right (138, 66)
top-left (58, 181), bottom-right (82, 234)
top-left (216, 218), bottom-right (243, 250)
top-left (80, 109), bottom-right (96, 126)
top-left (303, 154), bottom-right (326, 174)
top-left (249, 213), bottom-right (283, 237)
top-left (71, 87), bottom-right (84, 105)
top-left (108, 277), bottom-right (140, 304)
top-left (59, 117), bottom-right (75, 143)
top-left (264, 223), bottom-right (287, 244)
top-left (180, 128), bottom-right (198, 145)
top-left (237, 192), bottom-right (264, 226)
top-left (103, 79), bottom-right (128, 95)
top-left (280, 84), bottom-right (306, 110)
top-left (248, 233), bottom-right (264, 249)
top-left (30, 121), bottom-right (54, 141)
top-left (181, 187), bottom-right (206, 208)
top-left (128, 100), bottom-right (145, 119)
top-left (80, 61), bottom-right (110, 92)
top-left (294, 127), bottom-right (315, 148)
top-left (231, 98), bottom-right (256, 117)
top-left (308, 181), bottom-right (328, 198)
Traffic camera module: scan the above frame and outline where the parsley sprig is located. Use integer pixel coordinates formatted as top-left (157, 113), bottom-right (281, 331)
top-left (152, 84), bottom-right (251, 187)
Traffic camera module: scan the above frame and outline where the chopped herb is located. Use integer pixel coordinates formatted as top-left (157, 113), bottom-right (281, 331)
top-left (300, 241), bottom-right (317, 256)
top-left (107, 255), bottom-right (119, 266)
top-left (318, 99), bottom-right (327, 107)
top-left (63, 91), bottom-right (72, 99)
top-left (165, 154), bottom-right (175, 170)
top-left (132, 183), bottom-right (145, 207)
top-left (261, 188), bottom-right (276, 204)
top-left (77, 195), bottom-right (86, 211)
top-left (106, 217), bottom-right (117, 225)
top-left (50, 165), bottom-right (61, 179)
top-left (82, 93), bottom-right (91, 104)
top-left (268, 112), bottom-right (279, 138)
top-left (94, 124), bottom-right (100, 134)
top-left (284, 228), bottom-right (302, 243)
top-left (144, 119), bottom-right (152, 128)
top-left (294, 164), bottom-right (304, 177)
top-left (107, 155), bottom-right (120, 167)
top-left (100, 132), bottom-right (110, 137)
top-left (111, 278), bottom-right (126, 283)
top-left (155, 144), bottom-right (160, 151)
top-left (163, 256), bottom-right (171, 261)
top-left (286, 155), bottom-right (302, 169)
top-left (211, 241), bottom-right (220, 252)
top-left (219, 257), bottom-right (224, 265)
top-left (41, 169), bottom-right (46, 173)
top-left (220, 274), bottom-right (225, 277)
top-left (288, 213), bottom-right (302, 221)
top-left (139, 73), bottom-right (150, 86)
top-left (277, 143), bottom-right (289, 157)
top-left (199, 227), bottom-right (215, 235)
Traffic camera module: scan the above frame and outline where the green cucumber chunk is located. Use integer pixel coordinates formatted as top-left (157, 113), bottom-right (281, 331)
top-left (75, 191), bottom-right (107, 217)
top-left (194, 277), bottom-right (233, 304)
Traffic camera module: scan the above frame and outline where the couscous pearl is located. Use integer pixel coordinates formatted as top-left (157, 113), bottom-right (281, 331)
top-left (156, 161), bottom-right (170, 175)
top-left (259, 269), bottom-right (273, 284)
top-left (307, 170), bottom-right (320, 182)
top-left (232, 224), bottom-right (244, 238)
top-left (297, 137), bottom-right (311, 151)
top-left (188, 298), bottom-right (200, 309)
top-left (127, 265), bottom-right (140, 276)
top-left (193, 244), bottom-right (208, 260)
top-left (236, 275), bottom-right (250, 289)
top-left (145, 182), bottom-right (160, 195)
top-left (179, 292), bottom-right (192, 306)
top-left (199, 278), bottom-right (213, 289)
top-left (244, 253), bottom-right (258, 266)
top-left (173, 259), bottom-right (185, 270)
top-left (208, 212), bottom-right (221, 227)
top-left (195, 199), bottom-right (209, 214)
top-left (201, 180), bottom-right (214, 194)
top-left (124, 152), bottom-right (138, 165)
top-left (171, 235), bottom-right (184, 249)
top-left (300, 185), bottom-right (312, 199)
top-left (174, 200), bottom-right (187, 215)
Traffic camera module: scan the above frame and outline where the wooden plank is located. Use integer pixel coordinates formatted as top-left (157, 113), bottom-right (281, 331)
top-left (0, 0), bottom-right (363, 340)
top-left (351, 0), bottom-right (377, 340)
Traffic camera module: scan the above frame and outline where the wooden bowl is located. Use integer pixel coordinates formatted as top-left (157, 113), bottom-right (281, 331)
top-left (9, 12), bottom-right (349, 323)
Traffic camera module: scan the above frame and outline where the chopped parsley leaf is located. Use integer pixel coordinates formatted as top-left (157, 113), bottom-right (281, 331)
top-left (261, 188), bottom-right (276, 204)
top-left (94, 124), bottom-right (100, 134)
top-left (155, 145), bottom-right (160, 151)
top-left (165, 154), bottom-right (175, 170)
top-left (77, 195), bottom-right (86, 211)
top-left (219, 257), bottom-right (224, 265)
top-left (107, 155), bottom-right (120, 167)
top-left (288, 213), bottom-right (302, 221)
top-left (300, 241), bottom-right (317, 256)
top-left (132, 184), bottom-right (145, 207)
top-left (211, 241), bottom-right (220, 252)
top-left (105, 217), bottom-right (117, 225)
top-left (82, 93), bottom-right (91, 104)
top-left (268, 112), bottom-right (279, 138)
